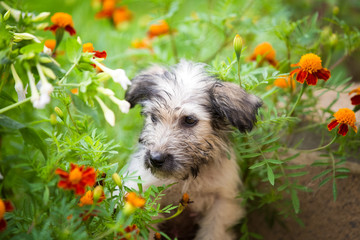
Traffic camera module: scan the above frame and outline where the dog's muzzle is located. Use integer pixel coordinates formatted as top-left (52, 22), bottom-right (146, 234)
top-left (149, 151), bottom-right (173, 168)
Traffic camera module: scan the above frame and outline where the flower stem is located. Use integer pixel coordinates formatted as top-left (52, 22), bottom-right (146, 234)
top-left (300, 135), bottom-right (338, 153)
top-left (237, 59), bottom-right (242, 88)
top-left (169, 28), bottom-right (179, 63)
top-left (58, 61), bottom-right (78, 84)
top-left (66, 104), bottom-right (79, 133)
top-left (151, 203), bottom-right (186, 224)
top-left (0, 97), bottom-right (31, 114)
top-left (287, 83), bottom-right (307, 117)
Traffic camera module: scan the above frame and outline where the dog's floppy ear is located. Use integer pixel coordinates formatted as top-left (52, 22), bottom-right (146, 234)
top-left (125, 66), bottom-right (165, 108)
top-left (209, 82), bottom-right (262, 132)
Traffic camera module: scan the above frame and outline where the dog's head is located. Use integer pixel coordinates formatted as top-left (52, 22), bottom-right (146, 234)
top-left (126, 60), bottom-right (262, 180)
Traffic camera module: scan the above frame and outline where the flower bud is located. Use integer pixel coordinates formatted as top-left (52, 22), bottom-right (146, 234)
top-left (329, 33), bottom-right (338, 46)
top-left (112, 173), bottom-right (122, 187)
top-left (93, 186), bottom-right (103, 202)
top-left (233, 34), bottom-right (243, 60)
top-left (36, 23), bottom-right (49, 30)
top-left (41, 65), bottom-right (56, 80)
top-left (50, 114), bottom-right (57, 125)
top-left (333, 6), bottom-right (339, 16)
top-left (13, 33), bottom-right (41, 43)
top-left (54, 107), bottom-right (64, 118)
top-left (4, 10), bottom-right (11, 21)
top-left (32, 12), bottom-right (50, 22)
top-left (39, 56), bottom-right (53, 64)
top-left (123, 202), bottom-right (136, 215)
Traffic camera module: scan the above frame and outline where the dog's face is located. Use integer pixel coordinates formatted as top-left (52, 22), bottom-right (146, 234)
top-left (125, 61), bottom-right (262, 180)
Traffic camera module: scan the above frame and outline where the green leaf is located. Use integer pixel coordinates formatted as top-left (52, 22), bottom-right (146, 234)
top-left (249, 161), bottom-right (266, 169)
top-left (0, 114), bottom-right (25, 129)
top-left (266, 159), bottom-right (283, 164)
top-left (318, 176), bottom-right (331, 187)
top-left (312, 169), bottom-right (331, 180)
top-left (19, 127), bottom-right (47, 159)
top-left (241, 152), bottom-right (262, 158)
top-left (43, 186), bottom-right (49, 206)
top-left (335, 174), bottom-right (348, 179)
top-left (267, 165), bottom-right (275, 185)
top-left (20, 42), bottom-right (44, 54)
top-left (287, 171), bottom-right (309, 178)
top-left (285, 164), bottom-right (307, 170)
top-left (65, 38), bottom-right (82, 63)
top-left (291, 190), bottom-right (300, 214)
top-left (335, 167), bottom-right (350, 173)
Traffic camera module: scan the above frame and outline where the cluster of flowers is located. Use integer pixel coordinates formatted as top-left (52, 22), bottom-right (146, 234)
top-left (248, 41), bottom-right (358, 137)
top-left (94, 0), bottom-right (171, 51)
top-left (8, 9), bottom-right (132, 126)
top-left (55, 163), bottom-right (145, 237)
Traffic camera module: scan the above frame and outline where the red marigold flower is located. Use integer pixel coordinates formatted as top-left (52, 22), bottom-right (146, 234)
top-left (290, 53), bottom-right (331, 86)
top-left (45, 12), bottom-right (76, 36)
top-left (0, 198), bottom-right (14, 232)
top-left (249, 42), bottom-right (278, 67)
top-left (112, 6), bottom-right (132, 26)
top-left (274, 75), bottom-right (296, 90)
top-left (116, 224), bottom-right (139, 240)
top-left (83, 43), bottom-right (107, 59)
top-left (78, 189), bottom-right (105, 207)
top-left (55, 163), bottom-right (96, 195)
top-left (327, 108), bottom-right (358, 136)
top-left (349, 87), bottom-right (360, 106)
top-left (147, 20), bottom-right (170, 38)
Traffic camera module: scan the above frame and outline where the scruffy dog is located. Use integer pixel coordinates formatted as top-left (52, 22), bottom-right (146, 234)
top-left (125, 60), bottom-right (262, 240)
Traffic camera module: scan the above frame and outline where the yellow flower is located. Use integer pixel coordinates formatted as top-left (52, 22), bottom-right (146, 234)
top-left (328, 108), bottom-right (357, 136)
top-left (290, 53), bottom-right (331, 85)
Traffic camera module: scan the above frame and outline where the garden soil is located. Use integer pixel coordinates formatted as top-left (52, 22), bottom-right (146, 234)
top-left (247, 85), bottom-right (360, 240)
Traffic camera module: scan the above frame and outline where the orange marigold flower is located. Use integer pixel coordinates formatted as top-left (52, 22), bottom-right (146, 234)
top-left (274, 75), bottom-right (296, 90)
top-left (112, 6), bottom-right (132, 26)
top-left (95, 0), bottom-right (116, 18)
top-left (131, 38), bottom-right (152, 50)
top-left (125, 192), bottom-right (146, 208)
top-left (349, 87), bottom-right (360, 106)
top-left (78, 189), bottom-right (105, 207)
top-left (290, 53), bottom-right (331, 86)
top-left (44, 39), bottom-right (56, 51)
top-left (71, 88), bottom-right (79, 94)
top-left (55, 163), bottom-right (96, 195)
top-left (249, 42), bottom-right (278, 67)
top-left (45, 12), bottom-right (76, 36)
top-left (147, 20), bottom-right (170, 38)
top-left (154, 232), bottom-right (162, 240)
top-left (83, 43), bottom-right (107, 59)
top-left (0, 198), bottom-right (14, 232)
top-left (327, 108), bottom-right (357, 136)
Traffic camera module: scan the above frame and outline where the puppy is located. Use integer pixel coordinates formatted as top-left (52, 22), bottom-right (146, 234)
top-left (125, 60), bottom-right (262, 240)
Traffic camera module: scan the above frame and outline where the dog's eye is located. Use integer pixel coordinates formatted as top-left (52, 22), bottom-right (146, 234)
top-left (151, 114), bottom-right (158, 123)
top-left (182, 115), bottom-right (198, 127)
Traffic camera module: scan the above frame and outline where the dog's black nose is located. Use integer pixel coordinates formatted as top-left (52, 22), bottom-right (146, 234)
top-left (149, 152), bottom-right (170, 168)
